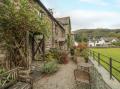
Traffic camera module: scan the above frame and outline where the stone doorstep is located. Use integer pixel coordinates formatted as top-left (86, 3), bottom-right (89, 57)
top-left (90, 57), bottom-right (120, 89)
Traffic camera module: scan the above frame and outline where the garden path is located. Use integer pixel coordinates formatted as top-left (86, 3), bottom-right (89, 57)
top-left (33, 60), bottom-right (77, 89)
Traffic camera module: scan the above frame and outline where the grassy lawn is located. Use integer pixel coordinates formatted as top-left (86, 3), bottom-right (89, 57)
top-left (91, 48), bottom-right (120, 60)
top-left (91, 48), bottom-right (120, 81)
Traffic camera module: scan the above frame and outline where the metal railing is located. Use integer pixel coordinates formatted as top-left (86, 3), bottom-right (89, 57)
top-left (89, 50), bottom-right (120, 82)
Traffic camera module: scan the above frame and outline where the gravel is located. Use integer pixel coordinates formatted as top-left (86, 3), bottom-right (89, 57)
top-left (33, 61), bottom-right (77, 89)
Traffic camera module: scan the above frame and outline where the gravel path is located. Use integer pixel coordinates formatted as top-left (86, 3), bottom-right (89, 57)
top-left (33, 61), bottom-right (77, 89)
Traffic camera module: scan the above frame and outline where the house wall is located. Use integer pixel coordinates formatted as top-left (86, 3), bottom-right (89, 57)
top-left (95, 39), bottom-right (106, 46)
top-left (89, 42), bottom-right (95, 47)
top-left (55, 25), bottom-right (66, 49)
top-left (0, 45), bottom-right (6, 68)
top-left (88, 38), bottom-right (108, 47)
top-left (63, 24), bottom-right (71, 36)
top-left (64, 24), bottom-right (71, 50)
top-left (70, 34), bottom-right (75, 46)
top-left (57, 17), bottom-right (71, 50)
top-left (0, 0), bottom-right (66, 68)
top-left (32, 0), bottom-right (65, 51)
top-left (88, 37), bottom-right (119, 47)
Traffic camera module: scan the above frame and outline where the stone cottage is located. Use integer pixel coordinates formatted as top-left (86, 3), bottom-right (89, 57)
top-left (56, 17), bottom-right (72, 50)
top-left (33, 0), bottom-right (66, 51)
top-left (0, 0), bottom-right (69, 67)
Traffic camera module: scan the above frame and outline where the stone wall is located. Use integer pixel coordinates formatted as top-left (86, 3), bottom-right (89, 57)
top-left (90, 64), bottom-right (112, 89)
top-left (0, 45), bottom-right (6, 67)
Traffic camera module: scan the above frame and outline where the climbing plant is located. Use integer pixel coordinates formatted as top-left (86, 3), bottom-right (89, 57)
top-left (0, 0), bottom-right (50, 69)
top-left (67, 34), bottom-right (71, 50)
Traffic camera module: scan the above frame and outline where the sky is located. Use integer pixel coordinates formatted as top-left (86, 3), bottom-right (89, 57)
top-left (40, 0), bottom-right (120, 31)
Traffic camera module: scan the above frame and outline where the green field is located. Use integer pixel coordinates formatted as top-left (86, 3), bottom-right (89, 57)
top-left (91, 48), bottom-right (120, 81)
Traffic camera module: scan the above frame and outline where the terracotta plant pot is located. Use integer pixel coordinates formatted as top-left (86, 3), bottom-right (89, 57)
top-left (60, 52), bottom-right (69, 64)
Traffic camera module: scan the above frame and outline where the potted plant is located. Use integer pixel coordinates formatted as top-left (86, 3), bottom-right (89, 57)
top-left (59, 51), bottom-right (68, 64)
top-left (80, 49), bottom-right (89, 63)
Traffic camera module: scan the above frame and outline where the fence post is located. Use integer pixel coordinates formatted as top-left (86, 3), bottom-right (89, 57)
top-left (110, 57), bottom-right (112, 79)
top-left (93, 51), bottom-right (95, 59)
top-left (98, 53), bottom-right (100, 66)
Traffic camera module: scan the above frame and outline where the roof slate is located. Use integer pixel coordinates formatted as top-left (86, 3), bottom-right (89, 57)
top-left (56, 17), bottom-right (70, 25)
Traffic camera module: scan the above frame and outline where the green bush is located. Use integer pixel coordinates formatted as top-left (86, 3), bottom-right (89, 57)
top-left (49, 48), bottom-right (60, 60)
top-left (41, 61), bottom-right (58, 74)
top-left (59, 51), bottom-right (69, 64)
top-left (80, 49), bottom-right (88, 56)
top-left (80, 49), bottom-right (89, 63)
top-left (45, 48), bottom-right (69, 64)
top-left (112, 42), bottom-right (120, 46)
top-left (45, 48), bottom-right (60, 62)
top-left (45, 51), bottom-right (54, 62)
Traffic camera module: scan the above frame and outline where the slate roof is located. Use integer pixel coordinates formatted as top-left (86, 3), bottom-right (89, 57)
top-left (56, 17), bottom-right (71, 26)
top-left (36, 0), bottom-right (65, 32)
top-left (102, 37), bottom-right (119, 42)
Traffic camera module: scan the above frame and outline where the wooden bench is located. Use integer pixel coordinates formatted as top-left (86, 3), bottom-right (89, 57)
top-left (0, 68), bottom-right (33, 89)
top-left (77, 63), bottom-right (92, 73)
top-left (74, 69), bottom-right (91, 89)
top-left (8, 81), bottom-right (32, 89)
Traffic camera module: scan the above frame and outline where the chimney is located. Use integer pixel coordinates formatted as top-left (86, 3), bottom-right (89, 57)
top-left (48, 8), bottom-right (53, 15)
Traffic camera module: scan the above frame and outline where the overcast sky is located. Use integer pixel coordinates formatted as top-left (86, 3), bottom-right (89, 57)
top-left (41, 0), bottom-right (120, 31)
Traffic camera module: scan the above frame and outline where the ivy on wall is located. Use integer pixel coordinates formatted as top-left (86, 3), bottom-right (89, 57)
top-left (0, 0), bottom-right (50, 68)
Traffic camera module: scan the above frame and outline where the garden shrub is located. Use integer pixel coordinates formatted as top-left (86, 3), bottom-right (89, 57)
top-left (112, 42), bottom-right (120, 47)
top-left (80, 49), bottom-right (89, 63)
top-left (41, 61), bottom-right (58, 74)
top-left (59, 51), bottom-right (69, 64)
top-left (45, 48), bottom-right (69, 64)
top-left (45, 48), bottom-right (60, 62)
top-left (49, 48), bottom-right (60, 60)
top-left (70, 47), bottom-right (78, 63)
top-left (77, 43), bottom-right (87, 52)
top-left (45, 51), bottom-right (54, 62)
top-left (80, 49), bottom-right (86, 57)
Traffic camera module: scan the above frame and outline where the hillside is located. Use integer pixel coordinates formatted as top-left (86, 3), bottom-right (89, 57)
top-left (73, 29), bottom-right (120, 42)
